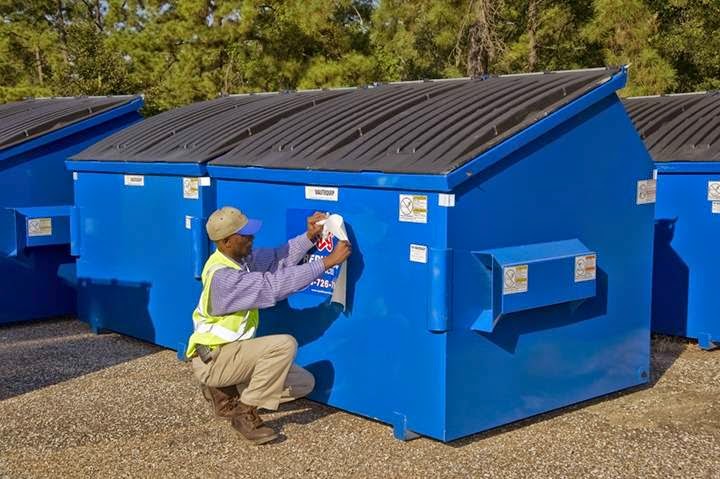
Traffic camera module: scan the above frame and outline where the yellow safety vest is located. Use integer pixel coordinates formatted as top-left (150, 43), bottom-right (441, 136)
top-left (185, 250), bottom-right (260, 359)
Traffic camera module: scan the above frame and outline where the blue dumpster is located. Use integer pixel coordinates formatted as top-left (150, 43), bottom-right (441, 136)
top-left (66, 91), bottom-right (350, 353)
top-left (207, 67), bottom-right (656, 441)
top-left (625, 92), bottom-right (720, 350)
top-left (0, 96), bottom-right (143, 324)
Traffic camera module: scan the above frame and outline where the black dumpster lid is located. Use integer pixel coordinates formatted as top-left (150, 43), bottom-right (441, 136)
top-left (0, 96), bottom-right (139, 151)
top-left (72, 90), bottom-right (352, 164)
top-left (624, 92), bottom-right (720, 162)
top-left (211, 68), bottom-right (619, 174)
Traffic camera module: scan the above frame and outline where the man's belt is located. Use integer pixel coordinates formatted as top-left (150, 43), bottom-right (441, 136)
top-left (196, 344), bottom-right (215, 364)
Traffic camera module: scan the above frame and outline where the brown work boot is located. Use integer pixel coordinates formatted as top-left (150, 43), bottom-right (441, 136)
top-left (202, 385), bottom-right (240, 418)
top-left (230, 401), bottom-right (278, 445)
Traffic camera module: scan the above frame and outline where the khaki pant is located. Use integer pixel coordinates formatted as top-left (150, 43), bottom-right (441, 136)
top-left (191, 334), bottom-right (314, 411)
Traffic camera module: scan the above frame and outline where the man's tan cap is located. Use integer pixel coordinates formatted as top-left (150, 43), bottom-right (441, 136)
top-left (206, 206), bottom-right (263, 241)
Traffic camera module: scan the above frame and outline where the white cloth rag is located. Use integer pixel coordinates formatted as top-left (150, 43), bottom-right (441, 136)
top-left (316, 214), bottom-right (348, 310)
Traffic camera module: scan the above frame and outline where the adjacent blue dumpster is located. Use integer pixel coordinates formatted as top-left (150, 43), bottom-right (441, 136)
top-left (207, 67), bottom-right (656, 442)
top-left (66, 91), bottom-right (350, 353)
top-left (625, 92), bottom-right (720, 350)
top-left (0, 96), bottom-right (143, 324)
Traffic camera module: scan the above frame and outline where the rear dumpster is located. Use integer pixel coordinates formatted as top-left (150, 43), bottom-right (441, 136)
top-left (66, 91), bottom-right (350, 353)
top-left (0, 96), bottom-right (142, 324)
top-left (625, 92), bottom-right (720, 350)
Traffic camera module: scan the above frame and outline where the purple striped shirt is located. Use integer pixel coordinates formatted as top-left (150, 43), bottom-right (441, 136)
top-left (209, 233), bottom-right (325, 315)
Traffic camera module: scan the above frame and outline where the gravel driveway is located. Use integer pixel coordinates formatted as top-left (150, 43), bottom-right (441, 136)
top-left (1, 318), bottom-right (718, 478)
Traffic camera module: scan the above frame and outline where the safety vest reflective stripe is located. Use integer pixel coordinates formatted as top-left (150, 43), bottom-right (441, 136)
top-left (194, 310), bottom-right (251, 342)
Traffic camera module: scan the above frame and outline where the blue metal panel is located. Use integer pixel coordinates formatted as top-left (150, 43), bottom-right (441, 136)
top-left (0, 103), bottom-right (142, 324)
top-left (215, 180), bottom-right (450, 440)
top-left (73, 171), bottom-right (215, 353)
top-left (67, 160), bottom-right (207, 177)
top-left (653, 169), bottom-right (720, 348)
top-left (445, 93), bottom-right (654, 441)
top-left (208, 164), bottom-right (450, 192)
top-left (655, 162), bottom-right (720, 174)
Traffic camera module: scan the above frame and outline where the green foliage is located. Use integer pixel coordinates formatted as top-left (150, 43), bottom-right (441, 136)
top-left (584, 0), bottom-right (677, 96)
top-left (54, 22), bottom-right (137, 96)
top-left (0, 0), bottom-right (718, 111)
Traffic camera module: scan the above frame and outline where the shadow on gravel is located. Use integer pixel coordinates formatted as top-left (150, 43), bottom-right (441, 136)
top-left (264, 399), bottom-right (338, 434)
top-left (0, 317), bottom-right (159, 401)
top-left (447, 336), bottom-right (688, 448)
top-left (649, 333), bottom-right (689, 386)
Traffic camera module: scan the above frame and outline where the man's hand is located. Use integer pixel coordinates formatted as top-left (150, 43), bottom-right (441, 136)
top-left (306, 212), bottom-right (327, 242)
top-left (323, 240), bottom-right (352, 269)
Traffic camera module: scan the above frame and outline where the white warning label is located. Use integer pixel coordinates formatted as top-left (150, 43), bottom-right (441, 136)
top-left (305, 186), bottom-right (339, 202)
top-left (27, 218), bottom-right (52, 237)
top-left (183, 177), bottom-right (199, 199)
top-left (124, 175), bottom-right (144, 187)
top-left (409, 244), bottom-right (428, 264)
top-left (712, 202), bottom-right (720, 214)
top-left (636, 179), bottom-right (656, 205)
top-left (708, 181), bottom-right (720, 201)
top-left (503, 264), bottom-right (528, 295)
top-left (185, 215), bottom-right (192, 229)
top-left (575, 254), bottom-right (597, 282)
top-left (438, 194), bottom-right (455, 207)
top-left (199, 177), bottom-right (211, 186)
top-left (399, 194), bottom-right (428, 223)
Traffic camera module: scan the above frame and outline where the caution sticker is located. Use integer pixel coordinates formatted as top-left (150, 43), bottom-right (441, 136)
top-left (708, 181), bottom-right (720, 201)
top-left (575, 254), bottom-right (597, 282)
top-left (183, 177), bottom-right (199, 199)
top-left (27, 218), bottom-right (52, 237)
top-left (712, 202), bottom-right (720, 214)
top-left (399, 194), bottom-right (428, 223)
top-left (124, 175), bottom-right (144, 187)
top-left (636, 179), bottom-right (656, 205)
top-left (305, 186), bottom-right (339, 202)
top-left (503, 264), bottom-right (528, 295)
top-left (409, 244), bottom-right (428, 263)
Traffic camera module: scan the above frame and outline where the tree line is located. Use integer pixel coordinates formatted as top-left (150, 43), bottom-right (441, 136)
top-left (1, 1), bottom-right (718, 114)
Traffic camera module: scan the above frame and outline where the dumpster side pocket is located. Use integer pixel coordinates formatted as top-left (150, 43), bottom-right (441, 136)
top-left (470, 238), bottom-right (597, 333)
top-left (1, 205), bottom-right (73, 257)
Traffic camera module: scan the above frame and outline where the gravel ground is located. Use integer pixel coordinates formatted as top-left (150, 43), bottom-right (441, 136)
top-left (0, 318), bottom-right (718, 479)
